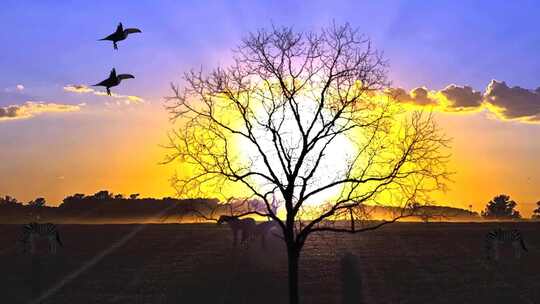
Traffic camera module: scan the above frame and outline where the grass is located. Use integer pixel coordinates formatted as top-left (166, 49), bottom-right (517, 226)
top-left (1, 222), bottom-right (539, 303)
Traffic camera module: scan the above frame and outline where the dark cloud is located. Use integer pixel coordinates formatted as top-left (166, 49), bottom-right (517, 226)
top-left (386, 80), bottom-right (540, 123)
top-left (0, 105), bottom-right (20, 118)
top-left (483, 80), bottom-right (540, 121)
top-left (385, 87), bottom-right (437, 106)
top-left (440, 85), bottom-right (483, 110)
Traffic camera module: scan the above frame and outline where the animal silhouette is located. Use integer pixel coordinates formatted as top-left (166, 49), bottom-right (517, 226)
top-left (93, 68), bottom-right (134, 95)
top-left (485, 228), bottom-right (528, 260)
top-left (99, 22), bottom-right (141, 50)
top-left (18, 222), bottom-right (63, 254)
top-left (217, 215), bottom-right (256, 247)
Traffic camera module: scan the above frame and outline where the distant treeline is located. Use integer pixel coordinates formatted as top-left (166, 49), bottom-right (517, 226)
top-left (354, 204), bottom-right (480, 222)
top-left (0, 190), bottom-right (482, 223)
top-left (0, 191), bottom-right (222, 223)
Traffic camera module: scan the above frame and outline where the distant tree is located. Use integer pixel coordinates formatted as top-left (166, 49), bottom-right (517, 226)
top-left (93, 190), bottom-right (112, 200)
top-left (417, 207), bottom-right (436, 223)
top-left (481, 194), bottom-right (521, 219)
top-left (129, 193), bottom-right (140, 200)
top-left (114, 194), bottom-right (124, 200)
top-left (411, 202), bottom-right (447, 223)
top-left (27, 197), bottom-right (46, 208)
top-left (62, 193), bottom-right (86, 206)
top-left (0, 195), bottom-right (19, 205)
top-left (532, 201), bottom-right (540, 220)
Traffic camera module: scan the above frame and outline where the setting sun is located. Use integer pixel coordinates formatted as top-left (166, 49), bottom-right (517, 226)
top-left (1, 2), bottom-right (540, 303)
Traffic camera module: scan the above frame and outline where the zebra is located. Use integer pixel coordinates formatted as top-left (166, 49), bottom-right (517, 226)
top-left (17, 222), bottom-right (63, 254)
top-left (485, 228), bottom-right (527, 260)
top-left (217, 215), bottom-right (256, 247)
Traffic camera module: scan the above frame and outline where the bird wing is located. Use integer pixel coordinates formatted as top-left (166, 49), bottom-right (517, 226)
top-left (99, 33), bottom-right (117, 41)
top-left (125, 28), bottom-right (142, 34)
top-left (93, 79), bottom-right (109, 86)
top-left (109, 68), bottom-right (117, 79)
top-left (117, 74), bottom-right (135, 80)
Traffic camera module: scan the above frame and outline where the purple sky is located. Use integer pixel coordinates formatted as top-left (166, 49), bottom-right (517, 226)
top-left (1, 1), bottom-right (539, 214)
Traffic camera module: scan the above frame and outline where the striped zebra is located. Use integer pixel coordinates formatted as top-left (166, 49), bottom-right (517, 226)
top-left (485, 228), bottom-right (527, 260)
top-left (18, 222), bottom-right (63, 254)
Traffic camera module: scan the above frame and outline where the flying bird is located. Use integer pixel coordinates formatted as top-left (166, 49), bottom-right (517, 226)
top-left (99, 22), bottom-right (141, 50)
top-left (93, 68), bottom-right (134, 95)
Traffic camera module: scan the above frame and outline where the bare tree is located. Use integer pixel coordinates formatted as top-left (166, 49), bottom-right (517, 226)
top-left (165, 23), bottom-right (450, 304)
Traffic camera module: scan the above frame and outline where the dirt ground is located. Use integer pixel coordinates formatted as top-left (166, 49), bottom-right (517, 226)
top-left (0, 222), bottom-right (539, 304)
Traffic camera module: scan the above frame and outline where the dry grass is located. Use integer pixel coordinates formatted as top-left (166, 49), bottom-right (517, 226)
top-left (1, 222), bottom-right (539, 303)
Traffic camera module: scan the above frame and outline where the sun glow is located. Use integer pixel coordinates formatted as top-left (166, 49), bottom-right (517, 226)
top-left (237, 98), bottom-right (357, 205)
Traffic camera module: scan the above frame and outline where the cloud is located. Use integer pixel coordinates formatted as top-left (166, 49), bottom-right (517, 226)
top-left (0, 101), bottom-right (83, 121)
top-left (63, 84), bottom-right (144, 105)
top-left (16, 84), bottom-right (24, 91)
top-left (386, 87), bottom-right (437, 106)
top-left (483, 80), bottom-right (540, 122)
top-left (386, 80), bottom-right (540, 123)
top-left (64, 84), bottom-right (93, 93)
top-left (439, 85), bottom-right (483, 111)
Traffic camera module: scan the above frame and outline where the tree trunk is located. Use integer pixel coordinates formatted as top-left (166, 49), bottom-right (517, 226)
top-left (287, 246), bottom-right (300, 304)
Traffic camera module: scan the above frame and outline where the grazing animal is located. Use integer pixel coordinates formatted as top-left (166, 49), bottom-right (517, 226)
top-left (485, 228), bottom-right (527, 260)
top-left (18, 223), bottom-right (63, 254)
top-left (253, 220), bottom-right (280, 249)
top-left (93, 68), bottom-right (135, 95)
top-left (99, 22), bottom-right (142, 50)
top-left (217, 215), bottom-right (256, 247)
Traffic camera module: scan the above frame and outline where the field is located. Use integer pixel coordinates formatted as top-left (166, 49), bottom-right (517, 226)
top-left (1, 222), bottom-right (540, 303)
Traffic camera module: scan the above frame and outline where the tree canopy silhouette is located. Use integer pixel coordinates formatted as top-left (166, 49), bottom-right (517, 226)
top-left (27, 197), bottom-right (46, 208)
top-left (532, 200), bottom-right (540, 219)
top-left (166, 23), bottom-right (450, 304)
top-left (0, 195), bottom-right (21, 206)
top-left (481, 194), bottom-right (521, 219)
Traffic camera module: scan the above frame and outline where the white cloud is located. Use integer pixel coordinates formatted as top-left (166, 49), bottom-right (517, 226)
top-left (64, 84), bottom-right (93, 93)
top-left (16, 84), bottom-right (25, 91)
top-left (63, 84), bottom-right (144, 105)
top-left (0, 101), bottom-right (83, 121)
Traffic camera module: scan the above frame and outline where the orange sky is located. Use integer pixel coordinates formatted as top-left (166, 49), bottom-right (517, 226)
top-left (1, 2), bottom-right (540, 217)
top-left (1, 101), bottom-right (538, 217)
top-left (432, 112), bottom-right (540, 216)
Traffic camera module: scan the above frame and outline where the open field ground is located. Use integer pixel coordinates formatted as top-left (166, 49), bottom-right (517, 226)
top-left (1, 222), bottom-right (539, 303)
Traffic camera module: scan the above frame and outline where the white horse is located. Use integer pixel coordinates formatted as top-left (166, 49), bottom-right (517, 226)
top-left (217, 215), bottom-right (256, 247)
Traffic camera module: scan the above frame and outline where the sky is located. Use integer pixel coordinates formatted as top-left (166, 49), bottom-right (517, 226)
top-left (1, 1), bottom-right (539, 215)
